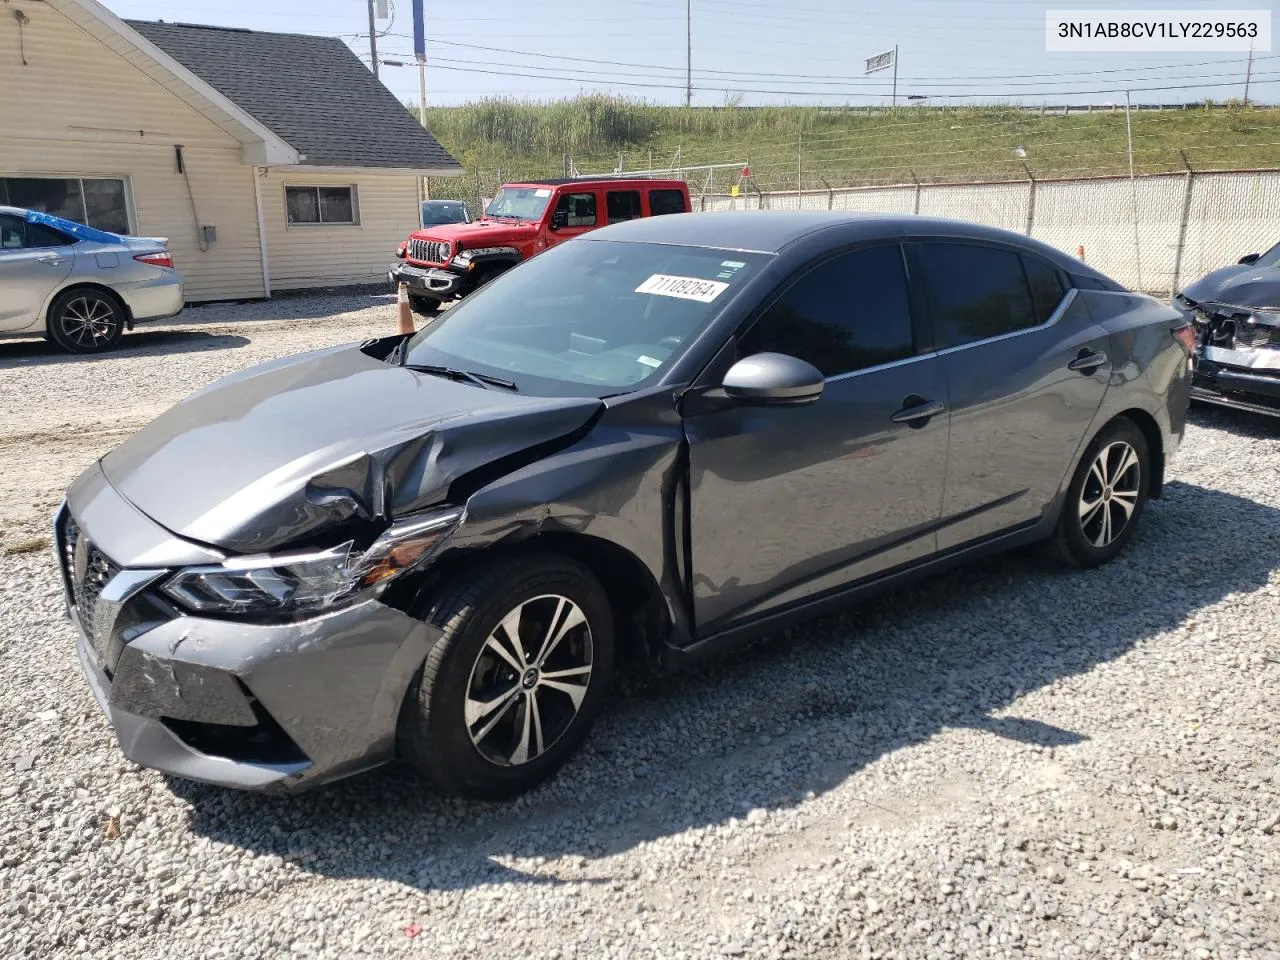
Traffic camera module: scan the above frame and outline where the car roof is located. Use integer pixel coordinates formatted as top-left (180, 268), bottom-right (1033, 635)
top-left (587, 210), bottom-right (1104, 272)
top-left (0, 205), bottom-right (29, 217)
top-left (508, 178), bottom-right (688, 190)
top-left (422, 199), bottom-right (464, 205)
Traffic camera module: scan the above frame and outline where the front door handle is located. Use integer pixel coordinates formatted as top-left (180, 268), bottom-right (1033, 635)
top-left (1068, 349), bottom-right (1108, 372)
top-left (891, 397), bottom-right (946, 426)
top-left (36, 254), bottom-right (65, 265)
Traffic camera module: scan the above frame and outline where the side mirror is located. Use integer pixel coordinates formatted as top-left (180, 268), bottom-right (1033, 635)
top-left (722, 352), bottom-right (824, 406)
top-left (550, 208), bottom-right (568, 231)
top-left (1238, 252), bottom-right (1261, 265)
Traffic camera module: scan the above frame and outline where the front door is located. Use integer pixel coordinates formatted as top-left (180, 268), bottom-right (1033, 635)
top-left (0, 213), bottom-right (74, 330)
top-left (546, 189), bottom-right (600, 249)
top-left (685, 243), bottom-right (950, 635)
top-left (913, 240), bottom-right (1112, 550)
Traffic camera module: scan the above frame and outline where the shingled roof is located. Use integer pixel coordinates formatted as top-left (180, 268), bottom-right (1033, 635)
top-left (126, 20), bottom-right (462, 174)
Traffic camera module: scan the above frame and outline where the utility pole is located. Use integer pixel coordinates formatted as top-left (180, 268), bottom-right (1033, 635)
top-left (892, 44), bottom-right (898, 108)
top-left (367, 0), bottom-right (378, 79)
top-left (1244, 41), bottom-right (1254, 105)
top-left (685, 0), bottom-right (692, 108)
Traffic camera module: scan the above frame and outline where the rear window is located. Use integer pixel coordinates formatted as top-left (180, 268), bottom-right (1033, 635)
top-left (649, 189), bottom-right (687, 216)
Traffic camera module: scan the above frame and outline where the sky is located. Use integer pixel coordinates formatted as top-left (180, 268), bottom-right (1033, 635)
top-left (99, 0), bottom-right (1275, 108)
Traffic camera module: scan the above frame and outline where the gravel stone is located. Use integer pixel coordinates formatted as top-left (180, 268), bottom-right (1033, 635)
top-left (1, 292), bottom-right (1279, 959)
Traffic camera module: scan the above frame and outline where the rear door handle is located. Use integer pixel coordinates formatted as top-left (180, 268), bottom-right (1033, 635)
top-left (1068, 350), bottom-right (1108, 372)
top-left (891, 398), bottom-right (946, 426)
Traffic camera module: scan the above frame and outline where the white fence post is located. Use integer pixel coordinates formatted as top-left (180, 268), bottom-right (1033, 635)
top-left (1170, 151), bottom-right (1196, 298)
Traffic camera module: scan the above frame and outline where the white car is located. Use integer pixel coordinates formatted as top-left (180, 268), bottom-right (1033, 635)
top-left (0, 206), bottom-right (183, 354)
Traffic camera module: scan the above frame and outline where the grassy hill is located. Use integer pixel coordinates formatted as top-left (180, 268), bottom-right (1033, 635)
top-left (420, 96), bottom-right (1280, 198)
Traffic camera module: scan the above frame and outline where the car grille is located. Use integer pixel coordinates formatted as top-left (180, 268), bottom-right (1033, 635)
top-left (1234, 323), bottom-right (1280, 350)
top-left (62, 516), bottom-right (119, 652)
top-left (408, 239), bottom-right (451, 264)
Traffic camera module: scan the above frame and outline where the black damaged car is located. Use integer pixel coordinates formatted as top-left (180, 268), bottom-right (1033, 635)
top-left (1177, 241), bottom-right (1280, 417)
top-left (57, 212), bottom-right (1192, 799)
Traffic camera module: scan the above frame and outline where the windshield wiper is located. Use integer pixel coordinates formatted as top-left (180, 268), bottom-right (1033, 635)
top-left (404, 363), bottom-right (518, 391)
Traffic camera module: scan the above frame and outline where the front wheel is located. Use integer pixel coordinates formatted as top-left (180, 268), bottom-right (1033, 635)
top-left (47, 288), bottom-right (125, 353)
top-left (1053, 417), bottom-right (1150, 568)
top-left (399, 554), bottom-right (615, 799)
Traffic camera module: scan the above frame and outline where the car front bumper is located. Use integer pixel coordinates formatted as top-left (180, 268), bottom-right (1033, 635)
top-left (389, 261), bottom-right (465, 301)
top-left (1191, 344), bottom-right (1280, 418)
top-left (57, 468), bottom-right (436, 792)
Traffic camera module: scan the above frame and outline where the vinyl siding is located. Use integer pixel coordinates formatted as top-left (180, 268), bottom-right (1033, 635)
top-left (262, 171), bottom-right (419, 291)
top-left (2, 6), bottom-right (266, 301)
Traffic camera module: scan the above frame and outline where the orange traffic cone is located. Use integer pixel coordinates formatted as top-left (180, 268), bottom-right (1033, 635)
top-left (396, 283), bottom-right (415, 336)
top-left (1076, 244), bottom-right (1086, 261)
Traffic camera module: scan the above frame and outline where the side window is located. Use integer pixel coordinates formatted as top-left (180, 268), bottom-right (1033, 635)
top-left (1023, 255), bottom-right (1066, 325)
top-left (606, 190), bottom-right (642, 224)
top-left (555, 192), bottom-right (597, 227)
top-left (648, 189), bottom-right (687, 216)
top-left (738, 245), bottom-right (915, 378)
top-left (25, 222), bottom-right (73, 248)
top-left (918, 242), bottom-right (1038, 349)
top-left (0, 214), bottom-right (23, 250)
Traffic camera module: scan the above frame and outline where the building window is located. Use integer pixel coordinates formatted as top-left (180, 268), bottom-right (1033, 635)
top-left (286, 186), bottom-right (358, 225)
top-left (0, 177), bottom-right (132, 234)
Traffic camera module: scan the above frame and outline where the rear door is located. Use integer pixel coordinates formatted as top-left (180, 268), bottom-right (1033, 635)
top-left (684, 242), bottom-right (950, 634)
top-left (913, 240), bottom-right (1111, 550)
top-left (0, 213), bottom-right (74, 331)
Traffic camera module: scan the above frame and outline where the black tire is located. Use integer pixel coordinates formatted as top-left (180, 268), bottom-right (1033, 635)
top-left (408, 294), bottom-right (440, 318)
top-left (47, 288), bottom-right (125, 354)
top-left (399, 553), bottom-right (615, 799)
top-left (1053, 417), bottom-right (1151, 569)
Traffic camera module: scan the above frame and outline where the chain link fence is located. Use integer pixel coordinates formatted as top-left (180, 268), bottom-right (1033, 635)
top-left (703, 168), bottom-right (1280, 295)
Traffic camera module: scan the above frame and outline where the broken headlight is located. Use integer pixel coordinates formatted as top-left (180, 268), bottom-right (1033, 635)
top-left (162, 507), bottom-right (463, 616)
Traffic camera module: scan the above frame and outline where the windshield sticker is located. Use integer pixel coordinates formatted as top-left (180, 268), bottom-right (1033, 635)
top-left (721, 260), bottom-right (746, 269)
top-left (534, 188), bottom-right (552, 197)
top-left (635, 274), bottom-right (730, 303)
top-left (636, 355), bottom-right (662, 368)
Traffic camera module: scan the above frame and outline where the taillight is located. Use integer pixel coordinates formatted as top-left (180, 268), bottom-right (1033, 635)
top-left (134, 252), bottom-right (174, 268)
top-left (1172, 324), bottom-right (1196, 355)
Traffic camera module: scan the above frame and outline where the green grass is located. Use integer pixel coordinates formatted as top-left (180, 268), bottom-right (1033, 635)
top-left (419, 96), bottom-right (1280, 197)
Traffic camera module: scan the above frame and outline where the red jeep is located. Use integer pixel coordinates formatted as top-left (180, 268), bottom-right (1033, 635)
top-left (389, 177), bottom-right (691, 315)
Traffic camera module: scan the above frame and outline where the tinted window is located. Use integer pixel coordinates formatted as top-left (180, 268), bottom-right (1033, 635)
top-left (24, 222), bottom-right (71, 247)
top-left (606, 190), bottom-right (642, 224)
top-left (556, 192), bottom-right (597, 227)
top-left (919, 242), bottom-right (1037, 348)
top-left (0, 214), bottom-right (23, 249)
top-left (649, 189), bottom-right (687, 216)
top-left (738, 245), bottom-right (915, 378)
top-left (1024, 255), bottom-right (1066, 325)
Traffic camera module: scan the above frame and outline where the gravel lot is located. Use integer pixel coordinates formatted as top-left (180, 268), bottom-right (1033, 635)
top-left (2, 292), bottom-right (1279, 960)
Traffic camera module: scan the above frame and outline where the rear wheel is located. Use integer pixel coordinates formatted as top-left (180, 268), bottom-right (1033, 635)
top-left (1053, 417), bottom-right (1150, 568)
top-left (399, 553), bottom-right (614, 799)
top-left (408, 294), bottom-right (440, 318)
top-left (47, 288), bottom-right (124, 353)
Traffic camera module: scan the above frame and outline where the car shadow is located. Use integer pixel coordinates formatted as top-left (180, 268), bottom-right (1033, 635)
top-left (172, 479), bottom-right (1280, 894)
top-left (0, 330), bottom-right (251, 365)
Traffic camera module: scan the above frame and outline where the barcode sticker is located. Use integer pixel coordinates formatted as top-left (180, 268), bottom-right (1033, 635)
top-left (635, 274), bottom-right (729, 303)
top-left (637, 355), bottom-right (662, 368)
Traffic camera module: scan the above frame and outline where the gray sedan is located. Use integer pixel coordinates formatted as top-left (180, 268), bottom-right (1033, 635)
top-left (0, 206), bottom-right (183, 353)
top-left (57, 212), bottom-right (1192, 799)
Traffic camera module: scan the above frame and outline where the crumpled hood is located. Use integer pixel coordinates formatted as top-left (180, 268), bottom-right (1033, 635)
top-left (1181, 264), bottom-right (1280, 312)
top-left (410, 218), bottom-right (539, 246)
top-left (100, 342), bottom-right (601, 553)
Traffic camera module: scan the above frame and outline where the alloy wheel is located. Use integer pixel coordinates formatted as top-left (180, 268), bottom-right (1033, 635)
top-left (464, 594), bottom-right (593, 766)
top-left (1078, 440), bottom-right (1141, 548)
top-left (60, 296), bottom-right (118, 348)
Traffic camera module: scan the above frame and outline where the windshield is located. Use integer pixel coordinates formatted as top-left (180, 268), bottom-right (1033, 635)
top-left (1256, 241), bottom-right (1280, 269)
top-left (485, 186), bottom-right (553, 221)
top-left (420, 203), bottom-right (468, 226)
top-left (402, 239), bottom-right (768, 398)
